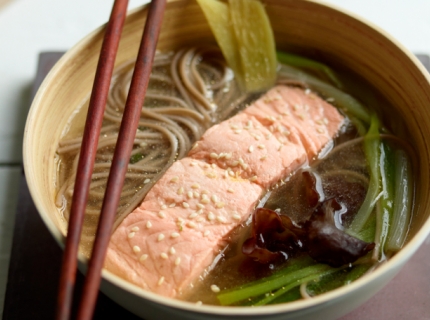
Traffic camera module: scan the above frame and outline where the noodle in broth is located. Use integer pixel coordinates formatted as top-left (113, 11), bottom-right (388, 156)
top-left (56, 47), bottom-right (254, 255)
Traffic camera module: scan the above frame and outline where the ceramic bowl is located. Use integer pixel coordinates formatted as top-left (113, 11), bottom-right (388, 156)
top-left (23, 0), bottom-right (430, 319)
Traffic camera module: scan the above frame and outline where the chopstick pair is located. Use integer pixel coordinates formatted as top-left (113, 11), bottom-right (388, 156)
top-left (56, 1), bottom-right (167, 319)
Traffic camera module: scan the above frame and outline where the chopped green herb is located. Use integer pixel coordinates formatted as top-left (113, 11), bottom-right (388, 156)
top-left (130, 153), bottom-right (144, 164)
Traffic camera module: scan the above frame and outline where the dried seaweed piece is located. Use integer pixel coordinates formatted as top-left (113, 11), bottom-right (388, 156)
top-left (305, 199), bottom-right (375, 267)
top-left (302, 170), bottom-right (321, 207)
top-left (242, 172), bottom-right (374, 266)
top-left (242, 208), bottom-right (304, 263)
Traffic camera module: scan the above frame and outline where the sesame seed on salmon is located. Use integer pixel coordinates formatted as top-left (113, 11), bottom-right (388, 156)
top-left (105, 85), bottom-right (344, 298)
top-left (189, 86), bottom-right (344, 188)
top-left (106, 158), bottom-right (263, 297)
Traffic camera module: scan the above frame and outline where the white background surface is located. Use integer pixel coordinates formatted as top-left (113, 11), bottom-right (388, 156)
top-left (0, 0), bottom-right (429, 316)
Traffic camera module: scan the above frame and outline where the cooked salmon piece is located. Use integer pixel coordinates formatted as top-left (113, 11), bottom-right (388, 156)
top-left (246, 86), bottom-right (344, 158)
top-left (105, 158), bottom-right (263, 297)
top-left (189, 85), bottom-right (344, 188)
top-left (105, 85), bottom-right (344, 298)
top-left (188, 112), bottom-right (307, 188)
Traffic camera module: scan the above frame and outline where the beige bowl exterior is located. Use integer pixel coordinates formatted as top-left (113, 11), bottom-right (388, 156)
top-left (23, 0), bottom-right (430, 319)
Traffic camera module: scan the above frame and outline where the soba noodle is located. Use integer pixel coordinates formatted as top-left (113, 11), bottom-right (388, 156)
top-left (56, 47), bottom-right (249, 254)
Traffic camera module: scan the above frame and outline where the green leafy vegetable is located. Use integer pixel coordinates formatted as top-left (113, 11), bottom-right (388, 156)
top-left (355, 213), bottom-right (376, 244)
top-left (197, 0), bottom-right (277, 91)
top-left (385, 150), bottom-right (413, 253)
top-left (217, 255), bottom-right (316, 305)
top-left (255, 267), bottom-right (341, 306)
top-left (373, 142), bottom-right (395, 259)
top-left (348, 114), bottom-right (381, 235)
top-left (305, 263), bottom-right (370, 296)
top-left (278, 64), bottom-right (370, 125)
top-left (277, 51), bottom-right (343, 88)
top-left (344, 263), bottom-right (372, 284)
top-left (195, 0), bottom-right (240, 73)
top-left (267, 287), bottom-right (302, 305)
top-left (130, 153), bottom-right (144, 164)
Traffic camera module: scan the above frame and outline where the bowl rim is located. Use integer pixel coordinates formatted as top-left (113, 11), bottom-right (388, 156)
top-left (23, 0), bottom-right (430, 316)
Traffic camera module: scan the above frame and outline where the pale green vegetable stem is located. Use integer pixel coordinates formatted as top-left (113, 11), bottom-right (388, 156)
top-left (278, 64), bottom-right (370, 124)
top-left (348, 115), bottom-right (380, 235)
top-left (385, 150), bottom-right (413, 253)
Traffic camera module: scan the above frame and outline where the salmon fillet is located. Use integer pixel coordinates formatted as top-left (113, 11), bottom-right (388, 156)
top-left (189, 86), bottom-right (344, 188)
top-left (246, 86), bottom-right (343, 158)
top-left (105, 85), bottom-right (344, 298)
top-left (106, 158), bottom-right (263, 297)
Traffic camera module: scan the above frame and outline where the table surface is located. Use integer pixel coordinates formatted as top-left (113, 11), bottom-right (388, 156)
top-left (1, 0), bottom-right (430, 318)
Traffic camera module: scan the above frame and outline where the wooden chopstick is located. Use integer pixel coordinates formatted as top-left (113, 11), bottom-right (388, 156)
top-left (56, 1), bottom-right (129, 320)
top-left (75, 0), bottom-right (167, 319)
